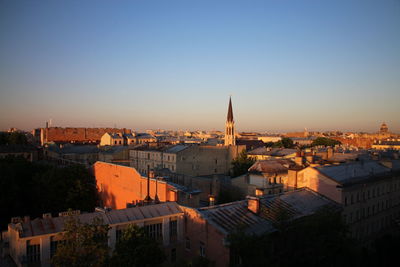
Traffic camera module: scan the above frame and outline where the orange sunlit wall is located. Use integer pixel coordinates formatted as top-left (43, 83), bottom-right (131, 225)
top-left (93, 161), bottom-right (177, 209)
top-left (181, 206), bottom-right (230, 267)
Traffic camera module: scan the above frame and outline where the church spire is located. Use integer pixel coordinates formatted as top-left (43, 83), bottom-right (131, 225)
top-left (227, 96), bottom-right (234, 122)
top-left (224, 97), bottom-right (236, 146)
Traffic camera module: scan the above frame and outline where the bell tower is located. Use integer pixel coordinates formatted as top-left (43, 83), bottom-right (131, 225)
top-left (224, 97), bottom-right (236, 146)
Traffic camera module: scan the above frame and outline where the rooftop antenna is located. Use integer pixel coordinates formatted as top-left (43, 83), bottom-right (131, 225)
top-left (154, 176), bottom-right (160, 204)
top-left (144, 165), bottom-right (152, 204)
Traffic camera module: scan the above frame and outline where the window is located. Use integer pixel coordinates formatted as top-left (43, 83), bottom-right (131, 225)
top-left (185, 237), bottom-right (191, 251)
top-left (344, 197), bottom-right (348, 206)
top-left (200, 242), bottom-right (206, 257)
top-left (171, 248), bottom-right (176, 262)
top-left (145, 223), bottom-right (163, 240)
top-left (27, 241), bottom-right (40, 263)
top-left (116, 229), bottom-right (123, 242)
top-left (351, 195), bottom-right (354, 205)
top-left (170, 219), bottom-right (177, 239)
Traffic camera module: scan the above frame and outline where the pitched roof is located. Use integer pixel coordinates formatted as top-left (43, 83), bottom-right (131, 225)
top-left (248, 160), bottom-right (293, 174)
top-left (315, 161), bottom-right (390, 184)
top-left (196, 188), bottom-right (338, 236)
top-left (10, 202), bottom-right (183, 238)
top-left (248, 147), bottom-right (297, 157)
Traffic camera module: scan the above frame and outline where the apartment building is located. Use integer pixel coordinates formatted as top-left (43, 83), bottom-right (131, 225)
top-left (5, 202), bottom-right (184, 267)
top-left (129, 144), bottom-right (245, 177)
top-left (287, 160), bottom-right (400, 241)
top-left (181, 188), bottom-right (338, 267)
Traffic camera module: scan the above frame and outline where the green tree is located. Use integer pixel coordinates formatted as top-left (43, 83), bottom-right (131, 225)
top-left (311, 137), bottom-right (341, 147)
top-left (110, 224), bottom-right (165, 267)
top-left (52, 216), bottom-right (110, 267)
top-left (0, 157), bottom-right (99, 231)
top-left (0, 132), bottom-right (28, 145)
top-left (280, 137), bottom-right (294, 148)
top-left (231, 151), bottom-right (255, 177)
top-left (266, 138), bottom-right (294, 149)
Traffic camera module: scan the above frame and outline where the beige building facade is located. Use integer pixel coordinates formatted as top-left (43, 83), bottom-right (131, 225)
top-left (129, 144), bottom-right (245, 177)
top-left (287, 161), bottom-right (400, 241)
top-left (5, 203), bottom-right (184, 267)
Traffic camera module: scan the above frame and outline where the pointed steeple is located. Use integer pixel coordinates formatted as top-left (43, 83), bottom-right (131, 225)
top-left (227, 97), bottom-right (234, 122)
top-left (224, 96), bottom-right (236, 146)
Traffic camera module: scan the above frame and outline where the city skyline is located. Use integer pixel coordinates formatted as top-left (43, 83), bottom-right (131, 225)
top-left (1, 0), bottom-right (399, 132)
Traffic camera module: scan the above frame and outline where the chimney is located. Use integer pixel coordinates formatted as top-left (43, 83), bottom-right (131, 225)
top-left (42, 213), bottom-right (52, 219)
top-left (247, 197), bottom-right (260, 214)
top-left (327, 147), bottom-right (333, 158)
top-left (255, 188), bottom-right (264, 197)
top-left (306, 155), bottom-right (314, 164)
top-left (209, 195), bottom-right (215, 206)
top-left (295, 156), bottom-right (303, 166)
top-left (288, 169), bottom-right (298, 189)
top-left (149, 170), bottom-right (155, 179)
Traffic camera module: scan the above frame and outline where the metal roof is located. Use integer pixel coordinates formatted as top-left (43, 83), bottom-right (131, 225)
top-left (198, 200), bottom-right (274, 235)
top-left (248, 147), bottom-right (297, 157)
top-left (316, 161), bottom-right (390, 184)
top-left (165, 144), bottom-right (188, 153)
top-left (248, 160), bottom-right (293, 173)
top-left (197, 188), bottom-right (338, 236)
top-left (11, 202), bottom-right (183, 238)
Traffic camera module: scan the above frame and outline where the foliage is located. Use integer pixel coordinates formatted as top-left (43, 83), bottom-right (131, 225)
top-left (228, 207), bottom-right (357, 267)
top-left (231, 151), bottom-right (255, 177)
top-left (52, 216), bottom-right (110, 267)
top-left (265, 137), bottom-right (294, 149)
top-left (109, 224), bottom-right (165, 267)
top-left (0, 132), bottom-right (28, 145)
top-left (311, 137), bottom-right (341, 147)
top-left (0, 157), bottom-right (99, 230)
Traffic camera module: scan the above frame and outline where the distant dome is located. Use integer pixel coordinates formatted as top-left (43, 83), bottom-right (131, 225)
top-left (380, 122), bottom-right (389, 133)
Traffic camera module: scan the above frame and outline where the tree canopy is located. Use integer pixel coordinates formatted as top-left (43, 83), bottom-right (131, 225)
top-left (0, 131), bottom-right (28, 145)
top-left (265, 137), bottom-right (294, 149)
top-left (0, 157), bottom-right (99, 230)
top-left (110, 224), bottom-right (165, 267)
top-left (311, 137), bottom-right (341, 147)
top-left (231, 150), bottom-right (255, 177)
top-left (52, 216), bottom-right (110, 267)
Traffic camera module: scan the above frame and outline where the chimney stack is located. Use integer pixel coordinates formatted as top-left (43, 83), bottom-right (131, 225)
top-left (247, 197), bottom-right (260, 214)
top-left (327, 147), bottom-right (334, 159)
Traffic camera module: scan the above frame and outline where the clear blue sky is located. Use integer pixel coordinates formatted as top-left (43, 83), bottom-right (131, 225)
top-left (1, 0), bottom-right (399, 132)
